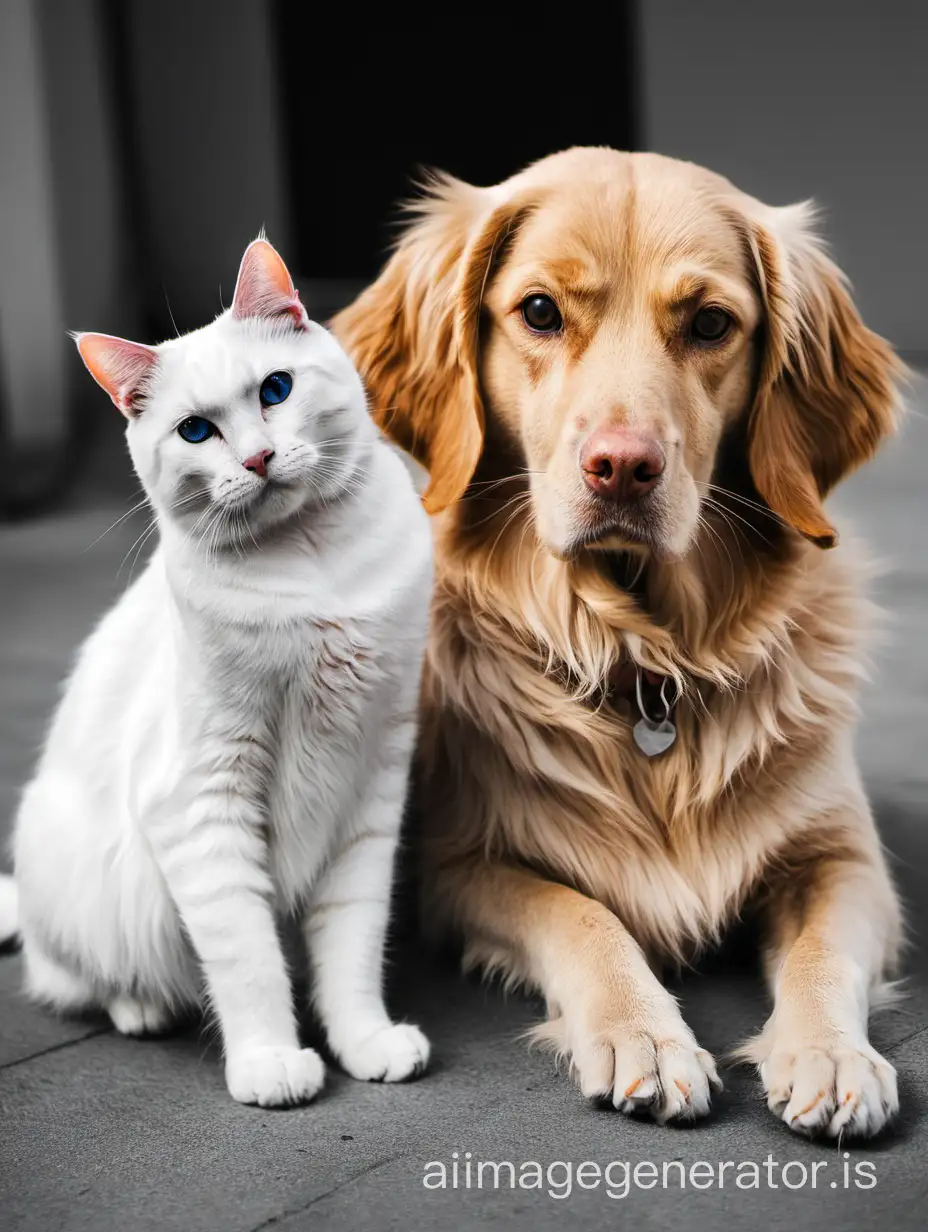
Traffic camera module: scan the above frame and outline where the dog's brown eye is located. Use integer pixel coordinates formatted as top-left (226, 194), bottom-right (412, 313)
top-left (521, 294), bottom-right (562, 334)
top-left (690, 306), bottom-right (733, 344)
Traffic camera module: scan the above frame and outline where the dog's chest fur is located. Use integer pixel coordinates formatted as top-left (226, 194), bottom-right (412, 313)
top-left (420, 541), bottom-right (863, 961)
top-left (427, 687), bottom-right (842, 960)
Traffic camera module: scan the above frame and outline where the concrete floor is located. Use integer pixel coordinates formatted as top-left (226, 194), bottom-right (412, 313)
top-left (2, 382), bottom-right (928, 1231)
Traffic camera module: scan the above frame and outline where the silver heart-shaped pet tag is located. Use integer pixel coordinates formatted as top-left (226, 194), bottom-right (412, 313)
top-left (633, 717), bottom-right (677, 758)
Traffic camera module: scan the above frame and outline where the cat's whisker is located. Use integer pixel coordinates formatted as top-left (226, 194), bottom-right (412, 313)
top-left (235, 509), bottom-right (252, 558)
top-left (169, 487), bottom-right (213, 510)
top-left (163, 283), bottom-right (181, 339)
top-left (242, 507), bottom-right (261, 553)
top-left (119, 518), bottom-right (160, 585)
top-left (115, 515), bottom-right (159, 582)
top-left (202, 507), bottom-right (228, 565)
top-left (82, 495), bottom-right (153, 554)
top-left (183, 509), bottom-right (214, 555)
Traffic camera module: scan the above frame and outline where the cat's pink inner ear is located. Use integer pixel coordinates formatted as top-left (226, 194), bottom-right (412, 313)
top-left (231, 239), bottom-right (309, 330)
top-left (75, 333), bottom-right (157, 417)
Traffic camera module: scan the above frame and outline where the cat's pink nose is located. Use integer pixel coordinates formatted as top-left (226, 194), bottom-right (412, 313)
top-left (243, 449), bottom-right (274, 479)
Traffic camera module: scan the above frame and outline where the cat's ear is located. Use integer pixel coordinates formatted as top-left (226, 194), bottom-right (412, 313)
top-left (232, 238), bottom-right (309, 330)
top-left (74, 333), bottom-right (157, 417)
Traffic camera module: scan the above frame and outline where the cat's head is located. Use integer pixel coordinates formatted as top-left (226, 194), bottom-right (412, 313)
top-left (75, 238), bottom-right (370, 544)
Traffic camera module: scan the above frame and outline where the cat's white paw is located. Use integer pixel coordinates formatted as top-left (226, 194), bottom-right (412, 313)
top-left (108, 995), bottom-right (172, 1037)
top-left (225, 1045), bottom-right (325, 1108)
top-left (339, 1023), bottom-right (431, 1083)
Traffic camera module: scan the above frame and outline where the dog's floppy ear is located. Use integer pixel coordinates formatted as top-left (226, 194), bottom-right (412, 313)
top-left (743, 202), bottom-right (900, 548)
top-left (333, 175), bottom-right (530, 514)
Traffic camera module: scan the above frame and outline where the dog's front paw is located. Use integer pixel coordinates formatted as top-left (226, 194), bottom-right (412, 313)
top-left (594, 1030), bottom-right (721, 1123)
top-left (542, 1009), bottom-right (721, 1123)
top-left (337, 1023), bottom-right (431, 1083)
top-left (760, 1040), bottom-right (898, 1138)
top-left (225, 1045), bottom-right (325, 1107)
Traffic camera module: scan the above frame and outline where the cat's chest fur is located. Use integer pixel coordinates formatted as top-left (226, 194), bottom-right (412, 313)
top-left (171, 489), bottom-right (431, 904)
top-left (270, 615), bottom-right (382, 798)
top-left (263, 614), bottom-right (386, 896)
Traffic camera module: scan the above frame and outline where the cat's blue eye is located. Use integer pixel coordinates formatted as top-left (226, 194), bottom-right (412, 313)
top-left (260, 371), bottom-right (293, 407)
top-left (177, 416), bottom-right (216, 444)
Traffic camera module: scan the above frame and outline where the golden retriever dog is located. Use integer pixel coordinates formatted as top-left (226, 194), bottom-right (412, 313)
top-left (333, 148), bottom-right (904, 1138)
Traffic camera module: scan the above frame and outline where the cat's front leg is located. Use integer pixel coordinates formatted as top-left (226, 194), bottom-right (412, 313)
top-left (152, 734), bottom-right (324, 1108)
top-left (304, 741), bottom-right (430, 1083)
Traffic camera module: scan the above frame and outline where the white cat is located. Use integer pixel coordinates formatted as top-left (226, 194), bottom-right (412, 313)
top-left (0, 238), bottom-right (433, 1107)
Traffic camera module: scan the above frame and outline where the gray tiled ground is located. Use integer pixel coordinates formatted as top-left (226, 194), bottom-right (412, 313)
top-left (2, 381), bottom-right (927, 1230)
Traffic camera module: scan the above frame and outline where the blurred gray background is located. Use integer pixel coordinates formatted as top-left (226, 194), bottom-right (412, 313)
top-left (2, 1), bottom-right (925, 508)
top-left (2, 2), bottom-right (927, 1230)
top-left (642, 1), bottom-right (928, 351)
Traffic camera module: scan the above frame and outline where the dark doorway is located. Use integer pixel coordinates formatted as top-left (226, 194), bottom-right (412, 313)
top-left (275, 3), bottom-right (641, 281)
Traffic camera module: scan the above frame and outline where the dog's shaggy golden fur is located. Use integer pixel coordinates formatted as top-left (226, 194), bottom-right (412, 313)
top-left (334, 148), bottom-right (905, 1137)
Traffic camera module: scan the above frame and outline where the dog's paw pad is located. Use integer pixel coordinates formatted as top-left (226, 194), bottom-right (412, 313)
top-left (574, 1030), bottom-right (720, 1123)
top-left (761, 1043), bottom-right (897, 1139)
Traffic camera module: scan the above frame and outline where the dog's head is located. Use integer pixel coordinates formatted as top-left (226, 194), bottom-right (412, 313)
top-left (335, 148), bottom-right (899, 560)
